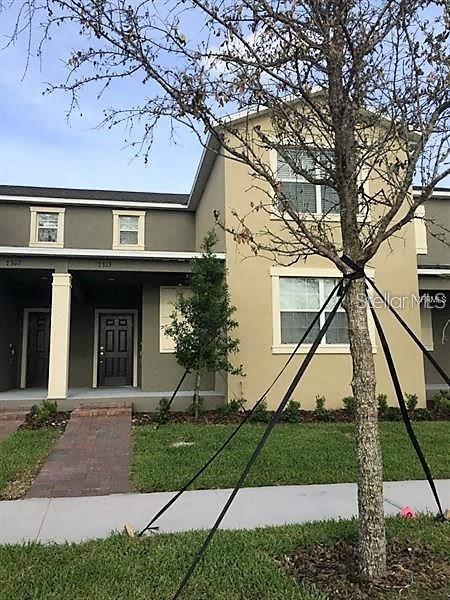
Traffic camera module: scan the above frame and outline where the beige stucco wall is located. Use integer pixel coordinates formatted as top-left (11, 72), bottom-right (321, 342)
top-left (219, 117), bottom-right (426, 410)
top-left (195, 155), bottom-right (226, 252)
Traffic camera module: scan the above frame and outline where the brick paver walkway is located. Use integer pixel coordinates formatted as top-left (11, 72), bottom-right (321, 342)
top-left (26, 407), bottom-right (131, 498)
top-left (0, 410), bottom-right (28, 442)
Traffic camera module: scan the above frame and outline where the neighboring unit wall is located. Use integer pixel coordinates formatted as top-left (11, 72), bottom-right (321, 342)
top-left (220, 118), bottom-right (426, 410)
top-left (0, 204), bottom-right (30, 246)
top-left (195, 155), bottom-right (226, 252)
top-left (424, 295), bottom-right (450, 390)
top-left (418, 198), bottom-right (450, 267)
top-left (0, 284), bottom-right (21, 391)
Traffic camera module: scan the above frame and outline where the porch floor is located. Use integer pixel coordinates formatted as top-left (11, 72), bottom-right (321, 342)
top-left (0, 387), bottom-right (224, 411)
top-left (0, 387), bottom-right (140, 410)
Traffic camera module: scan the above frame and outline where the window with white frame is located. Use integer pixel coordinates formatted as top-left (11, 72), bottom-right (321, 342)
top-left (112, 210), bottom-right (145, 250)
top-left (29, 207), bottom-right (65, 247)
top-left (279, 276), bottom-right (348, 345)
top-left (277, 149), bottom-right (339, 215)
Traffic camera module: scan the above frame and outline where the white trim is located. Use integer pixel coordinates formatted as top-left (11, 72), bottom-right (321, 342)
top-left (413, 189), bottom-right (450, 198)
top-left (20, 308), bottom-right (50, 389)
top-left (29, 207), bottom-right (65, 248)
top-left (414, 205), bottom-right (428, 255)
top-left (92, 309), bottom-right (139, 388)
top-left (0, 194), bottom-right (188, 210)
top-left (112, 210), bottom-right (146, 251)
top-left (270, 265), bottom-right (376, 279)
top-left (272, 344), bottom-right (353, 354)
top-left (0, 246), bottom-right (226, 261)
top-left (420, 305), bottom-right (434, 351)
top-left (418, 268), bottom-right (450, 276)
top-left (271, 266), bottom-right (342, 278)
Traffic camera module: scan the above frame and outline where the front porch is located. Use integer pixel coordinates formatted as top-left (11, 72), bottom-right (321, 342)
top-left (0, 386), bottom-right (224, 412)
top-left (0, 264), bottom-right (225, 411)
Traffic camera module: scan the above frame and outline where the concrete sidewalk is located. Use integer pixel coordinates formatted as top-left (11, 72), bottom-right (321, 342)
top-left (1, 479), bottom-right (449, 545)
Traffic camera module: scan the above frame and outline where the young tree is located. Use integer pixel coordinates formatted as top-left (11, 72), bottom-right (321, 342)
top-left (165, 230), bottom-right (242, 419)
top-left (7, 0), bottom-right (449, 580)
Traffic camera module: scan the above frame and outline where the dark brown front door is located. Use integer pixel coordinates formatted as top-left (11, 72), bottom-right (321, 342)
top-left (26, 311), bottom-right (50, 388)
top-left (98, 314), bottom-right (134, 387)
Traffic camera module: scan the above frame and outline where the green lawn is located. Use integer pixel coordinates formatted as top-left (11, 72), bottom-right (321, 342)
top-left (132, 421), bottom-right (450, 492)
top-left (0, 517), bottom-right (447, 599)
top-left (0, 428), bottom-right (60, 499)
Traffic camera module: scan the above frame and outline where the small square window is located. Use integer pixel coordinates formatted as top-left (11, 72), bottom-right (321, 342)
top-left (113, 211), bottom-right (145, 250)
top-left (30, 207), bottom-right (65, 247)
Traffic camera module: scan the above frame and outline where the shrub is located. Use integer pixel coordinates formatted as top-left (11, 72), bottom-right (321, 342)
top-left (342, 396), bottom-right (356, 417)
top-left (405, 393), bottom-right (418, 412)
top-left (249, 399), bottom-right (270, 423)
top-left (32, 400), bottom-right (58, 426)
top-left (413, 408), bottom-right (432, 421)
top-left (217, 398), bottom-right (244, 418)
top-left (377, 393), bottom-right (388, 415)
top-left (384, 406), bottom-right (401, 421)
top-left (282, 400), bottom-right (301, 423)
top-left (313, 395), bottom-right (334, 422)
top-left (430, 391), bottom-right (450, 417)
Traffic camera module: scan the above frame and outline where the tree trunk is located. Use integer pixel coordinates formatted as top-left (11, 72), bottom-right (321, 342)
top-left (193, 371), bottom-right (201, 420)
top-left (345, 277), bottom-right (387, 579)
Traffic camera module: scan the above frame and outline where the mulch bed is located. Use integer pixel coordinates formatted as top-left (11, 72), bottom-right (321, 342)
top-left (280, 538), bottom-right (450, 599)
top-left (19, 410), bottom-right (70, 432)
top-left (132, 408), bottom-right (448, 426)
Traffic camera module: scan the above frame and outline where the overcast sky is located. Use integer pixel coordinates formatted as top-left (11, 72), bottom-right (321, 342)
top-left (0, 12), bottom-right (202, 194)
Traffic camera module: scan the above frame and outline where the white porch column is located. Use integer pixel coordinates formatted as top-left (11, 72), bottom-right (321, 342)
top-left (47, 273), bottom-right (72, 400)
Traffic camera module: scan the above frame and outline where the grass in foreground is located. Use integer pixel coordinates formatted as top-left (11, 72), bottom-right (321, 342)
top-left (0, 428), bottom-right (60, 499)
top-left (132, 421), bottom-right (450, 492)
top-left (0, 517), bottom-right (448, 599)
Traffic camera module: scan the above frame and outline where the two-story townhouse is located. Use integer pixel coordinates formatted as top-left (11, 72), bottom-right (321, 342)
top-left (0, 112), bottom-right (447, 411)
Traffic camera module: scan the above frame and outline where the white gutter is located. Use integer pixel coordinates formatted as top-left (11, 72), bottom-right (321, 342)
top-left (0, 195), bottom-right (189, 210)
top-left (413, 189), bottom-right (450, 198)
top-left (0, 246), bottom-right (226, 261)
top-left (418, 268), bottom-right (450, 276)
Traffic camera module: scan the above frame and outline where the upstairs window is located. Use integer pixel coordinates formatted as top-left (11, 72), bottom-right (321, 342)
top-left (277, 149), bottom-right (339, 215)
top-left (112, 210), bottom-right (145, 250)
top-left (29, 207), bottom-right (65, 247)
top-left (279, 276), bottom-right (348, 345)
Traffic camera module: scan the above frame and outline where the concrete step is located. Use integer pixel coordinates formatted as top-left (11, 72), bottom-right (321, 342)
top-left (72, 406), bottom-right (132, 417)
top-left (0, 408), bottom-right (29, 421)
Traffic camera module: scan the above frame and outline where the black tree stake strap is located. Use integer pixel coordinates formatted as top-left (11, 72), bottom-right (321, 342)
top-left (155, 368), bottom-right (190, 431)
top-left (366, 288), bottom-right (446, 521)
top-left (171, 279), bottom-right (350, 600)
top-left (138, 279), bottom-right (344, 536)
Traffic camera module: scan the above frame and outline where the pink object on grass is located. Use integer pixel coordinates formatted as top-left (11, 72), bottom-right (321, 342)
top-left (399, 505), bottom-right (416, 519)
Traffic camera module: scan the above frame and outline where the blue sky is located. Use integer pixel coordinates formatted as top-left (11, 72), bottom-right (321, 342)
top-left (0, 12), bottom-right (202, 193)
